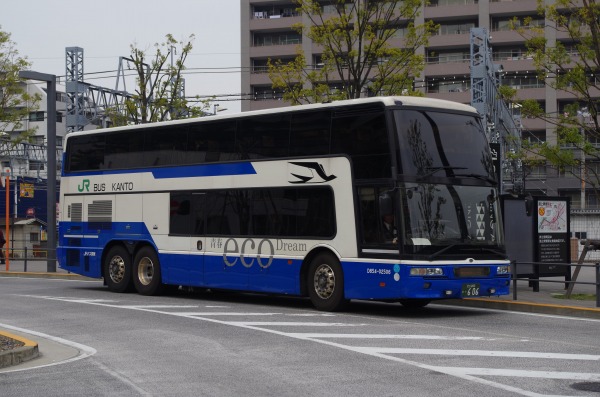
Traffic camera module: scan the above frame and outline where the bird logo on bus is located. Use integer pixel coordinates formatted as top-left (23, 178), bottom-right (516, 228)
top-left (288, 162), bottom-right (337, 184)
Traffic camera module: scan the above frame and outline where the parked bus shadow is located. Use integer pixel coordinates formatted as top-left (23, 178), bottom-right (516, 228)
top-left (167, 287), bottom-right (493, 319)
top-left (69, 285), bottom-right (493, 319)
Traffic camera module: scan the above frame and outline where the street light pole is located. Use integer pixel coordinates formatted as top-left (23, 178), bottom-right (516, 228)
top-left (18, 71), bottom-right (57, 272)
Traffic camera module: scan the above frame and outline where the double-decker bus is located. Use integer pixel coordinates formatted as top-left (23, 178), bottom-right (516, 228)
top-left (58, 96), bottom-right (510, 311)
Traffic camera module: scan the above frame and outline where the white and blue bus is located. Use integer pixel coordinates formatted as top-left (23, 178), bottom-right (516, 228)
top-left (58, 96), bottom-right (510, 311)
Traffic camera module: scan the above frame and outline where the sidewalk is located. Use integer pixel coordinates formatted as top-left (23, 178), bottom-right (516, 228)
top-left (1, 260), bottom-right (599, 318)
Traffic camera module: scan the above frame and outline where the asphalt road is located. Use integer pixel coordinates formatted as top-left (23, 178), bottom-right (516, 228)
top-left (1, 277), bottom-right (600, 397)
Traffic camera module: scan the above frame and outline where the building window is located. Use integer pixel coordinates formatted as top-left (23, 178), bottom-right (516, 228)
top-left (425, 76), bottom-right (470, 93)
top-left (253, 32), bottom-right (302, 46)
top-left (522, 130), bottom-right (546, 144)
top-left (56, 112), bottom-right (63, 123)
top-left (427, 49), bottom-right (470, 64)
top-left (491, 16), bottom-right (544, 32)
top-left (29, 111), bottom-right (45, 122)
top-left (433, 21), bottom-right (477, 35)
top-left (29, 161), bottom-right (45, 171)
top-left (30, 233), bottom-right (39, 242)
top-left (429, 0), bottom-right (478, 5)
top-left (252, 86), bottom-right (285, 101)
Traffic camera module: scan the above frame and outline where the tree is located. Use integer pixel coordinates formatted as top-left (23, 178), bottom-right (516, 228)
top-left (514, 0), bottom-right (600, 192)
top-left (268, 0), bottom-right (436, 104)
top-left (120, 34), bottom-right (208, 125)
top-left (0, 26), bottom-right (40, 142)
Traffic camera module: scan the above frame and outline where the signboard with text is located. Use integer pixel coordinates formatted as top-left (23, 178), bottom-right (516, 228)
top-left (534, 197), bottom-right (570, 277)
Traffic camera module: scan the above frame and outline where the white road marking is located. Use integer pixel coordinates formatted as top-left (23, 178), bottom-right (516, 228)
top-left (120, 305), bottom-right (200, 309)
top-left (353, 347), bottom-right (600, 360)
top-left (20, 294), bottom-right (600, 397)
top-left (175, 312), bottom-right (282, 316)
top-left (226, 322), bottom-right (365, 327)
top-left (440, 367), bottom-right (600, 381)
top-left (285, 333), bottom-right (503, 340)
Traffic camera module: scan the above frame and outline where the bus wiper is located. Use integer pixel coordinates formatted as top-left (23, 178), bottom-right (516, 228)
top-left (464, 247), bottom-right (507, 258)
top-left (417, 166), bottom-right (467, 180)
top-left (427, 243), bottom-right (460, 261)
top-left (452, 173), bottom-right (497, 185)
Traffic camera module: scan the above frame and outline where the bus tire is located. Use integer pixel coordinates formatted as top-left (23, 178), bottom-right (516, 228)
top-left (133, 247), bottom-right (164, 296)
top-left (399, 299), bottom-right (431, 309)
top-left (104, 246), bottom-right (133, 293)
top-left (308, 253), bottom-right (347, 312)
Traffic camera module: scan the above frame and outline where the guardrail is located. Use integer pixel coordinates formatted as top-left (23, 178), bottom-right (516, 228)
top-left (511, 260), bottom-right (600, 308)
top-left (3, 247), bottom-right (57, 273)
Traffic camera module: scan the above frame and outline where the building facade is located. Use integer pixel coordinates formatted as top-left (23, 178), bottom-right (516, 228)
top-left (0, 80), bottom-right (68, 180)
top-left (240, 0), bottom-right (599, 218)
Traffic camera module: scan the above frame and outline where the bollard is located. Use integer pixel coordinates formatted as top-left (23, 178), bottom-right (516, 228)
top-left (24, 247), bottom-right (28, 272)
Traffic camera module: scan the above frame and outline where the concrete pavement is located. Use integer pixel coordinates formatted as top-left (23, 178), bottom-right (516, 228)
top-left (1, 259), bottom-right (599, 370)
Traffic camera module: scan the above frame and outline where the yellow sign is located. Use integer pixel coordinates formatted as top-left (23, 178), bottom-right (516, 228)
top-left (20, 183), bottom-right (34, 198)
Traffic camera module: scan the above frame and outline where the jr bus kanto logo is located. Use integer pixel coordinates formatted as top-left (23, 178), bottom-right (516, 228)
top-left (78, 179), bottom-right (90, 192)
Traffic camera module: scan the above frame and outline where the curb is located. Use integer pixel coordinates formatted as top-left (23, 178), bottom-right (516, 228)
top-left (437, 298), bottom-right (600, 319)
top-left (0, 331), bottom-right (39, 369)
top-left (0, 271), bottom-right (98, 281)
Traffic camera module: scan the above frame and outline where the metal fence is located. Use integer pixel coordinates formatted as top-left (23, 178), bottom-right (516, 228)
top-left (511, 260), bottom-right (600, 307)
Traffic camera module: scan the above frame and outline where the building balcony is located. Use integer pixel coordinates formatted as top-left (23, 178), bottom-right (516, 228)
top-left (247, 99), bottom-right (289, 111)
top-left (428, 32), bottom-right (473, 48)
top-left (424, 61), bottom-right (470, 77)
top-left (249, 44), bottom-right (301, 58)
top-left (250, 15), bottom-right (301, 30)
top-left (424, 2), bottom-right (478, 20)
top-left (489, 0), bottom-right (538, 16)
top-left (521, 117), bottom-right (547, 131)
top-left (426, 91), bottom-right (471, 104)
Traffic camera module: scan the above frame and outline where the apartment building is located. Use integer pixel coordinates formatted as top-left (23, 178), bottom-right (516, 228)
top-left (241, 0), bottom-right (600, 218)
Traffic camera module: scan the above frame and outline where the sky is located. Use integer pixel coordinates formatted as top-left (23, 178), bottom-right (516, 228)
top-left (1, 0), bottom-right (242, 113)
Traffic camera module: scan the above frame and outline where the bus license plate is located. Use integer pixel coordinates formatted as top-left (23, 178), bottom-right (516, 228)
top-left (461, 283), bottom-right (480, 297)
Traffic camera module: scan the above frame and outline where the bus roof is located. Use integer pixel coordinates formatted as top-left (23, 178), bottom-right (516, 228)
top-left (66, 96), bottom-right (478, 138)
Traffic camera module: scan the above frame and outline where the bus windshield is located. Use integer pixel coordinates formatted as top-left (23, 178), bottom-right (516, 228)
top-left (400, 183), bottom-right (503, 258)
top-left (394, 109), bottom-right (504, 258)
top-left (395, 109), bottom-right (495, 180)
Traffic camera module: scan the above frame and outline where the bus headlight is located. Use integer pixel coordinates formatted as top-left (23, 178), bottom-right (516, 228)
top-left (410, 267), bottom-right (444, 276)
top-left (496, 265), bottom-right (510, 275)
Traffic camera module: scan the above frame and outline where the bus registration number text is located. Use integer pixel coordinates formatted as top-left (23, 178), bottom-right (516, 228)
top-left (367, 268), bottom-right (391, 275)
top-left (462, 283), bottom-right (480, 297)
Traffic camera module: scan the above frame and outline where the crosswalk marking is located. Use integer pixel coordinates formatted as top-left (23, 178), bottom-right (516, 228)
top-left (353, 347), bottom-right (600, 361)
top-left (226, 321), bottom-right (365, 327)
top-left (21, 293), bottom-right (600, 396)
top-left (285, 333), bottom-right (501, 340)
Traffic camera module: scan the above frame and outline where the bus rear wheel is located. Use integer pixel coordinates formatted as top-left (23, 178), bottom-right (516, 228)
top-left (133, 247), bottom-right (164, 296)
top-left (104, 246), bottom-right (133, 293)
top-left (308, 253), bottom-right (347, 312)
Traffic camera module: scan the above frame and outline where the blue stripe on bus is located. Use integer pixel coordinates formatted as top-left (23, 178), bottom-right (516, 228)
top-left (63, 162), bottom-right (257, 178)
top-left (151, 163), bottom-right (257, 179)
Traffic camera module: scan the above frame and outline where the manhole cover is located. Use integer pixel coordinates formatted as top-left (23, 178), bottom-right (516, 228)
top-left (571, 382), bottom-right (600, 392)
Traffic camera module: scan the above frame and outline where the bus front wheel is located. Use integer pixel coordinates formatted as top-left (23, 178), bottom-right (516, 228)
top-left (308, 253), bottom-right (347, 312)
top-left (133, 247), bottom-right (164, 296)
top-left (104, 246), bottom-right (133, 293)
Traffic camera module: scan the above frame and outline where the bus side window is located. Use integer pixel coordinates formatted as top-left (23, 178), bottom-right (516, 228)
top-left (358, 187), bottom-right (379, 244)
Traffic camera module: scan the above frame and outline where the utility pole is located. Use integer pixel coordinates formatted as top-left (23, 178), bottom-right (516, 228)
top-left (18, 71), bottom-right (57, 272)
